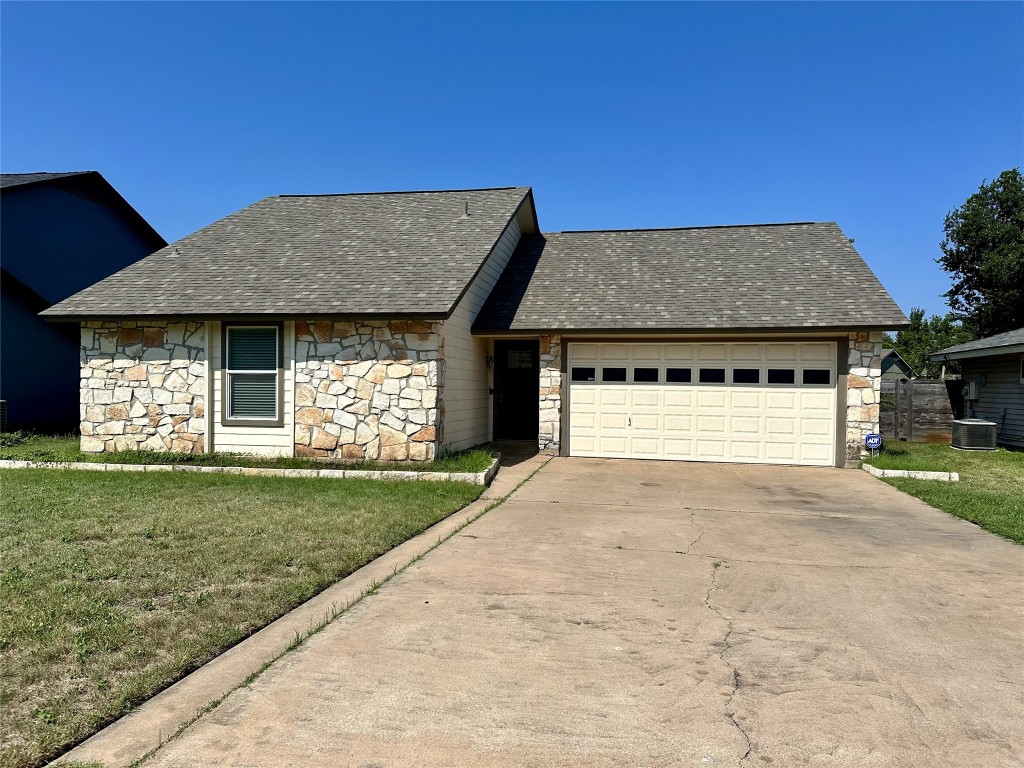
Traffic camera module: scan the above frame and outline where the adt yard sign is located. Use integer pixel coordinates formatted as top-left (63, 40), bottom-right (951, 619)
top-left (865, 433), bottom-right (883, 451)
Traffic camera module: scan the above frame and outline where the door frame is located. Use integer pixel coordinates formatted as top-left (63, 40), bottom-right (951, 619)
top-left (492, 339), bottom-right (540, 441)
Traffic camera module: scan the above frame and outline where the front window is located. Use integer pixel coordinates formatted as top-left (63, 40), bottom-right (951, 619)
top-left (226, 325), bottom-right (280, 421)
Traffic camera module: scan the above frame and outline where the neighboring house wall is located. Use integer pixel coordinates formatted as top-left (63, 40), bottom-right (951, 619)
top-left (2, 186), bottom-right (160, 431)
top-left (209, 321), bottom-right (296, 457)
top-left (539, 333), bottom-right (562, 455)
top-left (79, 321), bottom-right (206, 452)
top-left (293, 319), bottom-right (441, 460)
top-left (962, 354), bottom-right (1024, 447)
top-left (2, 276), bottom-right (79, 430)
top-left (442, 214), bottom-right (523, 452)
top-left (845, 331), bottom-right (884, 462)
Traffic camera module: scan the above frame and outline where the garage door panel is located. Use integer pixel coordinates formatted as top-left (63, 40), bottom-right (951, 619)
top-left (800, 392), bottom-right (834, 411)
top-left (730, 344), bottom-right (762, 361)
top-left (631, 437), bottom-right (661, 456)
top-left (698, 344), bottom-right (728, 361)
top-left (632, 413), bottom-right (661, 432)
top-left (664, 414), bottom-right (693, 432)
top-left (599, 413), bottom-right (628, 430)
top-left (568, 342), bottom-right (836, 467)
top-left (731, 416), bottom-right (763, 435)
top-left (730, 441), bottom-right (763, 460)
top-left (599, 389), bottom-right (628, 406)
top-left (730, 390), bottom-right (763, 409)
top-left (664, 389), bottom-right (693, 407)
top-left (629, 389), bottom-right (660, 407)
top-left (696, 439), bottom-right (727, 459)
top-left (664, 345), bottom-right (695, 361)
top-left (801, 343), bottom-right (835, 362)
top-left (601, 344), bottom-right (630, 361)
top-left (767, 417), bottom-right (798, 436)
top-left (765, 343), bottom-right (799, 362)
top-left (697, 415), bottom-right (727, 433)
top-left (697, 390), bottom-right (728, 408)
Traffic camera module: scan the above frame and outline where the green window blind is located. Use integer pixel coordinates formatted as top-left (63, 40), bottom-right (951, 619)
top-left (227, 327), bottom-right (278, 371)
top-left (227, 327), bottom-right (278, 419)
top-left (229, 374), bottom-right (277, 418)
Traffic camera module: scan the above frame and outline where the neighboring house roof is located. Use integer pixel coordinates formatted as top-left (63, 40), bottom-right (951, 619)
top-left (929, 327), bottom-right (1024, 361)
top-left (0, 171), bottom-right (92, 189)
top-left (43, 187), bottom-right (534, 319)
top-left (881, 348), bottom-right (914, 376)
top-left (473, 224), bottom-right (909, 332)
top-left (1, 170), bottom-right (166, 251)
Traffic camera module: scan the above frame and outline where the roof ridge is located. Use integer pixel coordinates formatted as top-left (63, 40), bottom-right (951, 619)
top-left (275, 186), bottom-right (528, 199)
top-left (545, 221), bottom-right (825, 235)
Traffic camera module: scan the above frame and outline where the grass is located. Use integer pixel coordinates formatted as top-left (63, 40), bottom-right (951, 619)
top-left (0, 469), bottom-right (482, 768)
top-left (0, 432), bottom-right (495, 474)
top-left (864, 442), bottom-right (1024, 543)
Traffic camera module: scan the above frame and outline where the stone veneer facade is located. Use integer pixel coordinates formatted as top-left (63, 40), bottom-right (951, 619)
top-left (845, 331), bottom-right (884, 463)
top-left (538, 334), bottom-right (562, 455)
top-left (79, 321), bottom-right (206, 453)
top-left (293, 320), bottom-right (442, 461)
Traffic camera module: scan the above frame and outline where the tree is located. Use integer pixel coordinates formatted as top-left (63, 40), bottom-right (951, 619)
top-left (939, 168), bottom-right (1024, 337)
top-left (885, 307), bottom-right (973, 378)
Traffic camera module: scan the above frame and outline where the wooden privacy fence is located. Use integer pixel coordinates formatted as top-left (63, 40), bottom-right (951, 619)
top-left (879, 378), bottom-right (963, 442)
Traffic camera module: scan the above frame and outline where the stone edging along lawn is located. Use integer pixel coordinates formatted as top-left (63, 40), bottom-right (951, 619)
top-left (0, 455), bottom-right (501, 486)
top-left (861, 463), bottom-right (959, 482)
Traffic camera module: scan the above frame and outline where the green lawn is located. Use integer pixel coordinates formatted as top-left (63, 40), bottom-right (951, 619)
top-left (0, 469), bottom-right (482, 768)
top-left (0, 433), bottom-right (494, 474)
top-left (864, 442), bottom-right (1024, 543)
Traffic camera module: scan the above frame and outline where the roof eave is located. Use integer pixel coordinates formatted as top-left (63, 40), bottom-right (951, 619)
top-left (40, 310), bottom-right (450, 323)
top-left (928, 343), bottom-right (1024, 362)
top-left (473, 322), bottom-right (908, 336)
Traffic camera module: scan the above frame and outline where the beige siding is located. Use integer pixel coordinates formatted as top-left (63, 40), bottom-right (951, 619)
top-left (442, 216), bottom-right (523, 451)
top-left (963, 354), bottom-right (1024, 447)
top-left (210, 320), bottom-right (296, 456)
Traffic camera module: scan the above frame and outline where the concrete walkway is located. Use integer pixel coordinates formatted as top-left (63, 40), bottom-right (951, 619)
top-left (95, 459), bottom-right (1024, 767)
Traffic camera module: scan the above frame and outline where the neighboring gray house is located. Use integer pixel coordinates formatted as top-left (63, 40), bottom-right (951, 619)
top-left (43, 186), bottom-right (908, 466)
top-left (881, 349), bottom-right (914, 380)
top-left (930, 328), bottom-right (1024, 448)
top-left (2, 171), bottom-right (165, 431)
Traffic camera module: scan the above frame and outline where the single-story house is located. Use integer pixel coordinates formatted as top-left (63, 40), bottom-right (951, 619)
top-left (930, 327), bottom-right (1024, 448)
top-left (42, 186), bottom-right (908, 467)
top-left (2, 171), bottom-right (166, 431)
top-left (881, 349), bottom-right (914, 380)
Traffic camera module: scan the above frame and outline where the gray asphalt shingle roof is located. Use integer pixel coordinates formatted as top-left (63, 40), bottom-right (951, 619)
top-left (473, 223), bottom-right (909, 331)
top-left (43, 187), bottom-right (532, 318)
top-left (929, 327), bottom-right (1024, 359)
top-left (1, 171), bottom-right (92, 189)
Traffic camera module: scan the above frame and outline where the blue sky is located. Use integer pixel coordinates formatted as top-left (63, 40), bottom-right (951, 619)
top-left (3, 2), bottom-right (1021, 319)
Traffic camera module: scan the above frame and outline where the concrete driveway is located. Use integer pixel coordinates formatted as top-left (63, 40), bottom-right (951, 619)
top-left (145, 458), bottom-right (1023, 768)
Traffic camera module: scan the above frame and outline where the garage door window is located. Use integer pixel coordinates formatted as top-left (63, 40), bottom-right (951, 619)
top-left (699, 368), bottom-right (726, 383)
top-left (666, 367), bottom-right (692, 383)
top-left (732, 368), bottom-right (760, 384)
top-left (633, 367), bottom-right (659, 383)
top-left (602, 367), bottom-right (627, 382)
top-left (767, 369), bottom-right (796, 385)
top-left (802, 369), bottom-right (831, 385)
top-left (571, 367), bottom-right (596, 382)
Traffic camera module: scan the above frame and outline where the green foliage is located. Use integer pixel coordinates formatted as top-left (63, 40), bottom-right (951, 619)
top-left (939, 168), bottom-right (1024, 336)
top-left (885, 307), bottom-right (972, 378)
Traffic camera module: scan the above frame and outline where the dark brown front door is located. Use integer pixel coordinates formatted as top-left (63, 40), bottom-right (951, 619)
top-left (494, 340), bottom-right (539, 440)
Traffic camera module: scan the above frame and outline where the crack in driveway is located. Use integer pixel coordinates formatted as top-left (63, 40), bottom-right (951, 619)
top-left (704, 560), bottom-right (753, 764)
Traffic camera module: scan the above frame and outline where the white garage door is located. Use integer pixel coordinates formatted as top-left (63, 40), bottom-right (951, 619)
top-left (568, 342), bottom-right (838, 467)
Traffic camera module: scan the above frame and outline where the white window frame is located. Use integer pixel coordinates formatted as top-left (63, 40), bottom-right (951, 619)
top-left (223, 324), bottom-right (282, 426)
